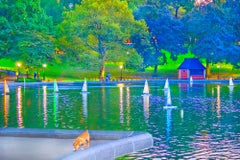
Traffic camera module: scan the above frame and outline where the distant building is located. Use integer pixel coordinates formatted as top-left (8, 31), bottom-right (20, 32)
top-left (178, 58), bottom-right (206, 80)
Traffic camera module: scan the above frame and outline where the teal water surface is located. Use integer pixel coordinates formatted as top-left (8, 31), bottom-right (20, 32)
top-left (0, 81), bottom-right (240, 159)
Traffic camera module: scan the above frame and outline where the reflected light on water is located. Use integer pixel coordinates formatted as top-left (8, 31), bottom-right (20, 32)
top-left (126, 87), bottom-right (130, 126)
top-left (180, 108), bottom-right (184, 120)
top-left (82, 93), bottom-right (88, 118)
top-left (2, 83), bottom-right (240, 159)
top-left (119, 84), bottom-right (124, 123)
top-left (143, 95), bottom-right (150, 121)
top-left (229, 86), bottom-right (234, 104)
top-left (216, 85), bottom-right (221, 118)
top-left (3, 94), bottom-right (9, 128)
top-left (53, 93), bottom-right (58, 123)
top-left (166, 108), bottom-right (172, 141)
top-left (17, 86), bottom-right (23, 128)
top-left (43, 86), bottom-right (47, 127)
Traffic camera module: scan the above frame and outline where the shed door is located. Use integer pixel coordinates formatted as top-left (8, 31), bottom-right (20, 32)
top-left (181, 69), bottom-right (188, 79)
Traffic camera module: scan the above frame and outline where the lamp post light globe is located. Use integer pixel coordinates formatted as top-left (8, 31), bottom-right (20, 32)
top-left (17, 62), bottom-right (21, 68)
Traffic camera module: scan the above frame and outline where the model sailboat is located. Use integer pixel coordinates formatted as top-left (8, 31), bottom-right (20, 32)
top-left (229, 77), bottom-right (234, 86)
top-left (166, 88), bottom-right (172, 106)
top-left (190, 76), bottom-right (193, 87)
top-left (143, 80), bottom-right (150, 95)
top-left (163, 88), bottom-right (177, 109)
top-left (164, 78), bottom-right (169, 90)
top-left (190, 76), bottom-right (193, 83)
top-left (81, 79), bottom-right (89, 93)
top-left (54, 79), bottom-right (59, 92)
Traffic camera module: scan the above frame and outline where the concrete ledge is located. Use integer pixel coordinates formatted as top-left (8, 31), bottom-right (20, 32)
top-left (60, 132), bottom-right (153, 160)
top-left (0, 128), bottom-right (153, 160)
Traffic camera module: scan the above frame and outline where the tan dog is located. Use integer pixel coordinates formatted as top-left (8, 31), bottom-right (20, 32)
top-left (73, 130), bottom-right (90, 151)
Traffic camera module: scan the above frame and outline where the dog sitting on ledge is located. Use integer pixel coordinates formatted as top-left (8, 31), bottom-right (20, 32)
top-left (73, 130), bottom-right (90, 151)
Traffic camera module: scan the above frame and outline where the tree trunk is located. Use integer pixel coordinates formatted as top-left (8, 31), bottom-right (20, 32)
top-left (175, 6), bottom-right (179, 19)
top-left (99, 59), bottom-right (105, 81)
top-left (206, 59), bottom-right (210, 79)
top-left (153, 64), bottom-right (158, 76)
top-left (98, 36), bottom-right (106, 81)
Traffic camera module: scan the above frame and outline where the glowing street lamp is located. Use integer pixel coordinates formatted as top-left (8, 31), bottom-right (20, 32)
top-left (120, 65), bottom-right (123, 81)
top-left (16, 62), bottom-right (21, 81)
top-left (43, 63), bottom-right (47, 80)
top-left (217, 64), bottom-right (220, 80)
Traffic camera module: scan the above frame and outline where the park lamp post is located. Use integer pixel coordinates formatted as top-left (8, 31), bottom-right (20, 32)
top-left (120, 65), bottom-right (123, 81)
top-left (217, 64), bottom-right (220, 80)
top-left (43, 63), bottom-right (47, 81)
top-left (16, 62), bottom-right (21, 81)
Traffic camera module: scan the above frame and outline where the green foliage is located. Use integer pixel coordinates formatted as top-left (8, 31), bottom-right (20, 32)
top-left (183, 3), bottom-right (240, 66)
top-left (0, 0), bottom-right (55, 67)
top-left (40, 0), bottom-right (64, 25)
top-left (0, 0), bottom-right (239, 77)
top-left (125, 51), bottom-right (143, 70)
top-left (16, 77), bottom-right (41, 82)
top-left (56, 0), bottom-right (147, 78)
top-left (134, 3), bottom-right (187, 73)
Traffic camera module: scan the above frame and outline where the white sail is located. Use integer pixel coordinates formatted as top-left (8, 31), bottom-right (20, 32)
top-left (4, 80), bottom-right (10, 94)
top-left (143, 80), bottom-right (150, 94)
top-left (166, 88), bottom-right (172, 106)
top-left (190, 76), bottom-right (193, 87)
top-left (82, 80), bottom-right (88, 92)
top-left (163, 88), bottom-right (177, 109)
top-left (164, 78), bottom-right (169, 90)
top-left (54, 79), bottom-right (59, 92)
top-left (190, 76), bottom-right (193, 83)
top-left (229, 77), bottom-right (234, 86)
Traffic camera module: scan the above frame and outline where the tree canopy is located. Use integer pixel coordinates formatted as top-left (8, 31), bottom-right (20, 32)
top-left (56, 0), bottom-right (147, 79)
top-left (0, 0), bottom-right (239, 76)
top-left (0, 0), bottom-right (54, 68)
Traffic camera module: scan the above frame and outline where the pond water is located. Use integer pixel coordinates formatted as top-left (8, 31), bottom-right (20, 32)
top-left (0, 81), bottom-right (240, 159)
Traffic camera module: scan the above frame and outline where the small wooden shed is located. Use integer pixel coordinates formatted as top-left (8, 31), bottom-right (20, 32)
top-left (178, 58), bottom-right (206, 80)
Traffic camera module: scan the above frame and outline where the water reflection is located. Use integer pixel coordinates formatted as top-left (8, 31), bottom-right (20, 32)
top-left (143, 95), bottom-right (150, 122)
top-left (165, 108), bottom-right (173, 140)
top-left (17, 86), bottom-right (23, 128)
top-left (180, 109), bottom-right (184, 120)
top-left (53, 93), bottom-right (58, 123)
top-left (3, 94), bottom-right (9, 128)
top-left (1, 83), bottom-right (240, 159)
top-left (229, 86), bottom-right (234, 104)
top-left (82, 93), bottom-right (88, 118)
top-left (126, 87), bottom-right (130, 126)
top-left (216, 85), bottom-right (221, 119)
top-left (179, 83), bottom-right (207, 97)
top-left (119, 83), bottom-right (124, 124)
top-left (43, 86), bottom-right (47, 127)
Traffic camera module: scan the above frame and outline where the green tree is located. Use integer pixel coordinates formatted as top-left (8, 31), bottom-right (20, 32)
top-left (0, 0), bottom-right (54, 69)
top-left (183, 3), bottom-right (240, 75)
top-left (134, 4), bottom-right (187, 74)
top-left (40, 0), bottom-right (64, 25)
top-left (57, 0), bottom-right (147, 79)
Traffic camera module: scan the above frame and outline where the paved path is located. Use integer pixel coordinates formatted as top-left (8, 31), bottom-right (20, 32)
top-left (0, 136), bottom-right (111, 160)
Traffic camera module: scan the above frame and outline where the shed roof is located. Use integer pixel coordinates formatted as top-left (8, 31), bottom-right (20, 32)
top-left (178, 58), bottom-right (206, 69)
